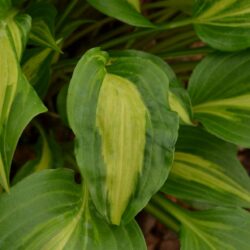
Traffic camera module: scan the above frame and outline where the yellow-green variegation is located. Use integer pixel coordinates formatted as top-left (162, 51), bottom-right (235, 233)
top-left (153, 194), bottom-right (250, 250)
top-left (67, 48), bottom-right (179, 225)
top-left (163, 126), bottom-right (250, 208)
top-left (193, 0), bottom-right (250, 51)
top-left (188, 51), bottom-right (250, 147)
top-left (0, 3), bottom-right (47, 191)
top-left (0, 169), bottom-right (146, 250)
top-left (109, 50), bottom-right (193, 125)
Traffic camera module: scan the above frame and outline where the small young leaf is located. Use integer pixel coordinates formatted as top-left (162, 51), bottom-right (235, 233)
top-left (163, 126), bottom-right (250, 208)
top-left (0, 10), bottom-right (47, 191)
top-left (87, 0), bottom-right (155, 28)
top-left (193, 0), bottom-right (250, 51)
top-left (67, 48), bottom-right (179, 225)
top-left (188, 51), bottom-right (250, 147)
top-left (0, 169), bottom-right (146, 250)
top-left (27, 2), bottom-right (61, 52)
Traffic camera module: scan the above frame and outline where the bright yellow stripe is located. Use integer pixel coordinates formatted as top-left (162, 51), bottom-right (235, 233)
top-left (193, 94), bottom-right (250, 115)
top-left (41, 187), bottom-right (88, 250)
top-left (169, 91), bottom-right (193, 125)
top-left (173, 152), bottom-right (250, 202)
top-left (198, 0), bottom-right (236, 19)
top-left (96, 73), bottom-right (147, 225)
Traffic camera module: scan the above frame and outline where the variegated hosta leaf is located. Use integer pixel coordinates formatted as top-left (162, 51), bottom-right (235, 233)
top-left (0, 169), bottom-right (146, 250)
top-left (188, 51), bottom-right (250, 147)
top-left (87, 0), bottom-right (154, 27)
top-left (0, 10), bottom-right (47, 191)
top-left (163, 126), bottom-right (250, 208)
top-left (180, 208), bottom-right (250, 250)
top-left (110, 50), bottom-right (193, 125)
top-left (67, 48), bottom-right (179, 225)
top-left (153, 194), bottom-right (250, 250)
top-left (27, 2), bottom-right (60, 52)
top-left (193, 0), bottom-right (250, 51)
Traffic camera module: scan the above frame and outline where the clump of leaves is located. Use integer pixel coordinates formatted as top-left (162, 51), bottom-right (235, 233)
top-left (1, 0), bottom-right (250, 249)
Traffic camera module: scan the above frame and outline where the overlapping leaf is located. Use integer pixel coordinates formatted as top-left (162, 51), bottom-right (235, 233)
top-left (67, 48), bottom-right (179, 225)
top-left (0, 7), bottom-right (47, 191)
top-left (110, 50), bottom-right (193, 125)
top-left (87, 0), bottom-right (154, 27)
top-left (153, 195), bottom-right (250, 250)
top-left (22, 47), bottom-right (54, 97)
top-left (0, 169), bottom-right (146, 250)
top-left (179, 208), bottom-right (250, 250)
top-left (188, 51), bottom-right (250, 147)
top-left (163, 126), bottom-right (250, 208)
top-left (193, 0), bottom-right (250, 51)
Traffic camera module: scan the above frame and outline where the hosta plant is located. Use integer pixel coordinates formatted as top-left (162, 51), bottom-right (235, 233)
top-left (1, 0), bottom-right (250, 249)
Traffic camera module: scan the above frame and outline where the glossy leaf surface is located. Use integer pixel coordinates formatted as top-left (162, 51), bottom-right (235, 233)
top-left (0, 169), bottom-right (146, 250)
top-left (67, 48), bottom-right (179, 225)
top-left (163, 126), bottom-right (250, 208)
top-left (188, 51), bottom-right (250, 147)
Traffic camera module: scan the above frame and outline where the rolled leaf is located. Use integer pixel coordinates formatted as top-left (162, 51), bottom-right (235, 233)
top-left (188, 51), bottom-right (250, 147)
top-left (193, 0), bottom-right (250, 51)
top-left (0, 9), bottom-right (47, 191)
top-left (87, 0), bottom-right (154, 28)
top-left (67, 48), bottom-right (179, 225)
top-left (163, 126), bottom-right (250, 208)
top-left (0, 169), bottom-right (146, 250)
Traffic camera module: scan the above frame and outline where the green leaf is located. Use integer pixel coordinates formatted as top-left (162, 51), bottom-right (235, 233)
top-left (163, 126), bottom-right (250, 208)
top-left (0, 10), bottom-right (47, 191)
top-left (67, 48), bottom-right (179, 225)
top-left (22, 47), bottom-right (54, 98)
top-left (180, 208), bottom-right (250, 250)
top-left (110, 50), bottom-right (193, 125)
top-left (188, 51), bottom-right (250, 147)
top-left (127, 0), bottom-right (140, 12)
top-left (57, 84), bottom-right (69, 126)
top-left (27, 2), bottom-right (61, 52)
top-left (87, 0), bottom-right (155, 28)
top-left (0, 169), bottom-right (146, 250)
top-left (153, 195), bottom-right (250, 250)
top-left (193, 0), bottom-right (250, 51)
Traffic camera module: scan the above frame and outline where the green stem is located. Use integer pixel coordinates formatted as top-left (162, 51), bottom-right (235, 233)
top-left (99, 30), bottom-right (156, 49)
top-left (56, 0), bottom-right (79, 31)
top-left (158, 47), bottom-right (214, 59)
top-left (64, 17), bottom-right (113, 47)
top-left (145, 202), bottom-right (180, 232)
top-left (158, 18), bottom-right (194, 30)
top-left (151, 194), bottom-right (189, 224)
